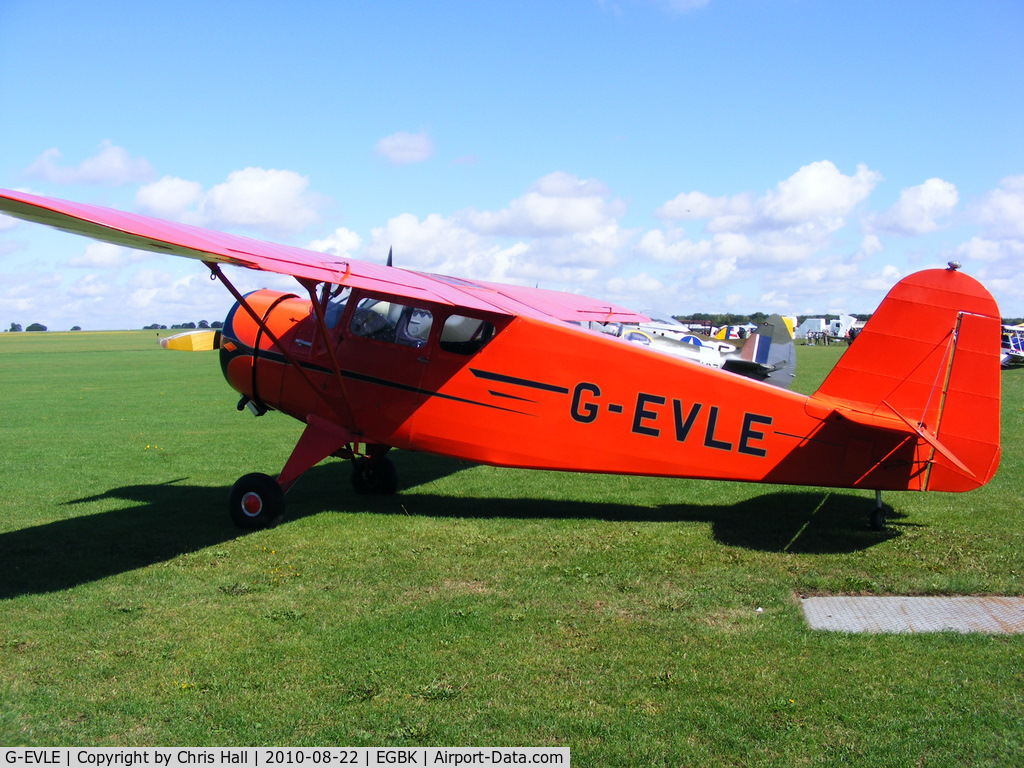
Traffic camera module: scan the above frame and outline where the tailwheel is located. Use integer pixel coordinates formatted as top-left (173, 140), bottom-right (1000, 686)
top-left (351, 455), bottom-right (398, 495)
top-left (869, 507), bottom-right (887, 532)
top-left (229, 472), bottom-right (285, 529)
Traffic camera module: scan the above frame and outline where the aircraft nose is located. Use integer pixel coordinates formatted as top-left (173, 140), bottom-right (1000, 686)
top-left (216, 288), bottom-right (304, 411)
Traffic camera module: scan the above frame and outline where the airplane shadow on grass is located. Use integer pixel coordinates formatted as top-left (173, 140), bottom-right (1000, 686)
top-left (1, 453), bottom-right (902, 599)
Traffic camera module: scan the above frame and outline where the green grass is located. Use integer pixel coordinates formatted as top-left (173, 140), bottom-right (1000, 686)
top-left (1, 331), bottom-right (1022, 763)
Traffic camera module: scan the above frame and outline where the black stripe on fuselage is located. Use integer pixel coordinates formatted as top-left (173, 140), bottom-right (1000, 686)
top-left (233, 345), bottom-right (531, 415)
top-left (469, 368), bottom-right (569, 394)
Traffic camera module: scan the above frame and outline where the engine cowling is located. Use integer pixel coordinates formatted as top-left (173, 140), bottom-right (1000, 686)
top-left (219, 290), bottom-right (321, 418)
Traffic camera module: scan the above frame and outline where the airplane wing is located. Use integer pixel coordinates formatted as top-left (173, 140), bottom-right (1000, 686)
top-left (0, 188), bottom-right (647, 325)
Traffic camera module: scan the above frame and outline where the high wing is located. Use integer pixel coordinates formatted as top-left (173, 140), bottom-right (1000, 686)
top-left (0, 188), bottom-right (647, 325)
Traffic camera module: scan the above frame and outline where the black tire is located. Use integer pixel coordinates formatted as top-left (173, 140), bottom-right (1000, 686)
top-left (229, 472), bottom-right (285, 529)
top-left (351, 456), bottom-right (398, 495)
top-left (869, 507), bottom-right (886, 532)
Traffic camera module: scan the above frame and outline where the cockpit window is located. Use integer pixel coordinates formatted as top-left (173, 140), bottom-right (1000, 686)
top-left (350, 297), bottom-right (433, 348)
top-left (440, 315), bottom-right (495, 355)
top-left (324, 286), bottom-right (352, 329)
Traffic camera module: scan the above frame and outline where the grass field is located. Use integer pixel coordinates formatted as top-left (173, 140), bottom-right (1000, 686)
top-left (1, 330), bottom-right (1022, 763)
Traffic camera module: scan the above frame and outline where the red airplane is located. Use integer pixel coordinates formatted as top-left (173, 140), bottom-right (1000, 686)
top-left (0, 189), bottom-right (1001, 532)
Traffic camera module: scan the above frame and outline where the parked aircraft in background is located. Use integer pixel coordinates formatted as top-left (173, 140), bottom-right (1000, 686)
top-left (0, 188), bottom-right (1002, 533)
top-left (1001, 325), bottom-right (1024, 367)
top-left (161, 329), bottom-right (221, 351)
top-left (602, 314), bottom-right (796, 388)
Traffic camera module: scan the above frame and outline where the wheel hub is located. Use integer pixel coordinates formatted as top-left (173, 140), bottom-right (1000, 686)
top-left (241, 492), bottom-right (263, 517)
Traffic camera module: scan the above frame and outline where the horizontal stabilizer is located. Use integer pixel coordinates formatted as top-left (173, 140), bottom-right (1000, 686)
top-left (881, 400), bottom-right (975, 478)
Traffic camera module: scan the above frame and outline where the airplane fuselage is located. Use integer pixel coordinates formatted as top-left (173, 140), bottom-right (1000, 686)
top-left (217, 287), bottom-right (956, 493)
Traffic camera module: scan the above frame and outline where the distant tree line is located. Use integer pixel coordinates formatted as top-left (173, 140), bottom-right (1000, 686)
top-left (6, 320), bottom-right (223, 332)
top-left (673, 312), bottom-right (769, 328)
top-left (5, 322), bottom-right (72, 332)
top-left (144, 320), bottom-right (224, 331)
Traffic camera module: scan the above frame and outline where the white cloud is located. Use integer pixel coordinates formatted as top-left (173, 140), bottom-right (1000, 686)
top-left (0, 270), bottom-right (63, 320)
top-left (463, 172), bottom-right (624, 237)
top-left (657, 161), bottom-right (881, 242)
top-left (955, 236), bottom-right (1005, 262)
top-left (308, 227), bottom-right (362, 258)
top-left (862, 264), bottom-right (904, 292)
top-left (68, 274), bottom-right (113, 298)
top-left (958, 235), bottom-right (1024, 305)
top-left (970, 174), bottom-right (1024, 239)
top-left (345, 172), bottom-right (637, 295)
top-left (696, 250), bottom-right (739, 289)
top-left (370, 212), bottom-right (488, 273)
top-left (67, 242), bottom-right (130, 268)
top-left (124, 268), bottom-right (238, 321)
top-left (366, 207), bottom-right (617, 290)
top-left (760, 161), bottom-right (880, 228)
top-left (374, 131), bottom-right (435, 165)
top-left (605, 272), bottom-right (665, 296)
top-left (135, 176), bottom-right (203, 218)
top-left (348, 164), bottom-right (890, 313)
top-left (653, 161), bottom-right (882, 274)
top-left (877, 178), bottom-right (958, 235)
top-left (858, 234), bottom-right (884, 259)
top-left (135, 168), bottom-right (323, 235)
top-left (656, 191), bottom-right (753, 221)
top-left (747, 258), bottom-right (871, 313)
top-left (635, 228), bottom-right (711, 264)
top-left (201, 168), bottom-right (322, 233)
top-left (569, 220), bottom-right (635, 266)
top-left (24, 141), bottom-right (156, 185)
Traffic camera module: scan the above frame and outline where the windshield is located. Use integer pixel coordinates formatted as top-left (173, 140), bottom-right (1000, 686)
top-left (324, 286), bottom-right (352, 329)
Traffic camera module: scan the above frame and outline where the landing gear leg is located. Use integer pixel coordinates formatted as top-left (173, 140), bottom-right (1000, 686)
top-left (227, 416), bottom-right (356, 529)
top-left (869, 489), bottom-right (886, 531)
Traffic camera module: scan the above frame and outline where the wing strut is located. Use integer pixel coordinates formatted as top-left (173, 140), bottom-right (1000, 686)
top-left (205, 262), bottom-right (344, 421)
top-left (296, 277), bottom-right (361, 431)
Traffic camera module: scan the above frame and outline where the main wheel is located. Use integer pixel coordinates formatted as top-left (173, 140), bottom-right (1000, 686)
top-left (351, 455), bottom-right (398, 495)
top-left (229, 472), bottom-right (285, 529)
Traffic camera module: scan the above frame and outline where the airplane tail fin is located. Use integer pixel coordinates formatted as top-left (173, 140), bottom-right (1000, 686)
top-left (810, 267), bottom-right (1001, 491)
top-left (722, 314), bottom-right (796, 388)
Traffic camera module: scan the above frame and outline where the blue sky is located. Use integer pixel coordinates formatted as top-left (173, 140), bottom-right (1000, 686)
top-left (1, 0), bottom-right (1022, 330)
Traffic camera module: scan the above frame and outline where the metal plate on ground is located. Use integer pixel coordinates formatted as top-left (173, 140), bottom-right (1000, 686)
top-left (801, 596), bottom-right (1024, 634)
